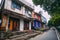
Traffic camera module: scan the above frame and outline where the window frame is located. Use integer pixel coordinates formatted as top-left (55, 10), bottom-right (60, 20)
top-left (11, 1), bottom-right (21, 10)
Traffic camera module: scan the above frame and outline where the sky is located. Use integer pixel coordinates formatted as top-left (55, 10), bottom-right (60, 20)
top-left (25, 0), bottom-right (51, 22)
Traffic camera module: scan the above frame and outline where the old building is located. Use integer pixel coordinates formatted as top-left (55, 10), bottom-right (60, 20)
top-left (32, 12), bottom-right (42, 29)
top-left (0, 0), bottom-right (34, 31)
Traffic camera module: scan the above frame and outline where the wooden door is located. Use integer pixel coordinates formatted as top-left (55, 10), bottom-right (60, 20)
top-left (9, 20), bottom-right (13, 31)
top-left (13, 21), bottom-right (17, 31)
top-left (24, 22), bottom-right (27, 30)
top-left (24, 21), bottom-right (29, 30)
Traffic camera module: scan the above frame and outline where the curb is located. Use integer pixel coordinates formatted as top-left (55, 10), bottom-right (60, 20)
top-left (55, 29), bottom-right (60, 40)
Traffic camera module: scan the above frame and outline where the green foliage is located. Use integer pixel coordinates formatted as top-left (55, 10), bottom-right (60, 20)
top-left (32, 0), bottom-right (60, 15)
top-left (32, 0), bottom-right (40, 5)
top-left (48, 14), bottom-right (60, 27)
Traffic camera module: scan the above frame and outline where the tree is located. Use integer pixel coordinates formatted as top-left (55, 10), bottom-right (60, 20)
top-left (48, 14), bottom-right (60, 27)
top-left (32, 0), bottom-right (60, 15)
top-left (33, 0), bottom-right (60, 27)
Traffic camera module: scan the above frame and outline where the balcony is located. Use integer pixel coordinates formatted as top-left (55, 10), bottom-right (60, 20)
top-left (4, 0), bottom-right (23, 15)
top-left (19, 0), bottom-right (34, 10)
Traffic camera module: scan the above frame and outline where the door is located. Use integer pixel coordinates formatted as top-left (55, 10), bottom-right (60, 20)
top-left (13, 21), bottom-right (18, 31)
top-left (24, 21), bottom-right (29, 30)
top-left (34, 20), bottom-right (36, 28)
top-left (9, 17), bottom-right (19, 31)
top-left (9, 20), bottom-right (13, 31)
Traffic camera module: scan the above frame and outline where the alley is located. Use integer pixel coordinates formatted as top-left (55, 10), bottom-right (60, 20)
top-left (29, 29), bottom-right (58, 40)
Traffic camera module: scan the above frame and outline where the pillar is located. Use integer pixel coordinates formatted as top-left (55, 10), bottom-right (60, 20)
top-left (6, 17), bottom-right (9, 31)
top-left (29, 21), bottom-right (31, 30)
top-left (20, 19), bottom-right (24, 31)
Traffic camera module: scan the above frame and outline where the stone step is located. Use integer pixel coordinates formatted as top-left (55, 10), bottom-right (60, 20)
top-left (10, 33), bottom-right (39, 40)
top-left (6, 31), bottom-right (42, 40)
top-left (9, 33), bottom-right (27, 39)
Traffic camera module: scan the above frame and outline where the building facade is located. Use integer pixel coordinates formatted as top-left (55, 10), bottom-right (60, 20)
top-left (0, 0), bottom-right (34, 31)
top-left (32, 12), bottom-right (42, 29)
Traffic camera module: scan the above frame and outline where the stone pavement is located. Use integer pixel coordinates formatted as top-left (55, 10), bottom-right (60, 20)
top-left (29, 29), bottom-right (58, 40)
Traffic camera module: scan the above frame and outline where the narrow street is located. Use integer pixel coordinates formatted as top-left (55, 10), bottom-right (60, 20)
top-left (29, 29), bottom-right (58, 40)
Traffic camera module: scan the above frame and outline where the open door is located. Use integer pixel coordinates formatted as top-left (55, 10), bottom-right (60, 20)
top-left (9, 20), bottom-right (13, 31)
top-left (9, 17), bottom-right (19, 31)
top-left (24, 21), bottom-right (29, 30)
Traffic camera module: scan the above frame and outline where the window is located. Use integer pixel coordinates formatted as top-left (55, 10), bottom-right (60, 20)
top-left (25, 8), bottom-right (31, 14)
top-left (25, 8), bottom-right (28, 14)
top-left (11, 1), bottom-right (21, 10)
top-left (28, 11), bottom-right (31, 14)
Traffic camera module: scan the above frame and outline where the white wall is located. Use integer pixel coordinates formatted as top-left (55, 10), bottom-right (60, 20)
top-left (4, 0), bottom-right (22, 14)
top-left (20, 19), bottom-right (24, 31)
top-left (29, 21), bottom-right (31, 30)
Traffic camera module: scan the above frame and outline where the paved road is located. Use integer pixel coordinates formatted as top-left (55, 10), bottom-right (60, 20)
top-left (29, 29), bottom-right (58, 40)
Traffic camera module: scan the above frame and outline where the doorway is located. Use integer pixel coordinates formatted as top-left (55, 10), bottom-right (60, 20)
top-left (8, 17), bottom-right (20, 31)
top-left (24, 20), bottom-right (29, 30)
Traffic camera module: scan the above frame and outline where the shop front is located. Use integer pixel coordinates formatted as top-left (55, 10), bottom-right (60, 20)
top-left (8, 17), bottom-right (20, 31)
top-left (0, 14), bottom-right (8, 31)
top-left (0, 13), bottom-right (20, 31)
top-left (24, 20), bottom-right (29, 30)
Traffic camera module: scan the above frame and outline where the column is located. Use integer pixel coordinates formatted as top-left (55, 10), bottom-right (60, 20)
top-left (6, 16), bottom-right (9, 31)
top-left (20, 19), bottom-right (24, 31)
top-left (29, 21), bottom-right (31, 30)
top-left (21, 6), bottom-right (25, 15)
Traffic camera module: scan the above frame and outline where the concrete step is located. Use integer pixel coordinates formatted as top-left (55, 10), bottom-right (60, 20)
top-left (9, 33), bottom-right (27, 39)
top-left (10, 33), bottom-right (40, 40)
top-left (6, 32), bottom-right (41, 40)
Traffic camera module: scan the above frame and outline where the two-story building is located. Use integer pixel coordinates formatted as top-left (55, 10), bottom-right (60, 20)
top-left (0, 0), bottom-right (34, 31)
top-left (32, 11), bottom-right (42, 29)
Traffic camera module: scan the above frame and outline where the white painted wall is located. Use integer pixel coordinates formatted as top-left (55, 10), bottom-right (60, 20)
top-left (22, 6), bottom-right (25, 15)
top-left (4, 0), bottom-right (22, 14)
top-left (20, 19), bottom-right (24, 31)
top-left (29, 22), bottom-right (31, 30)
